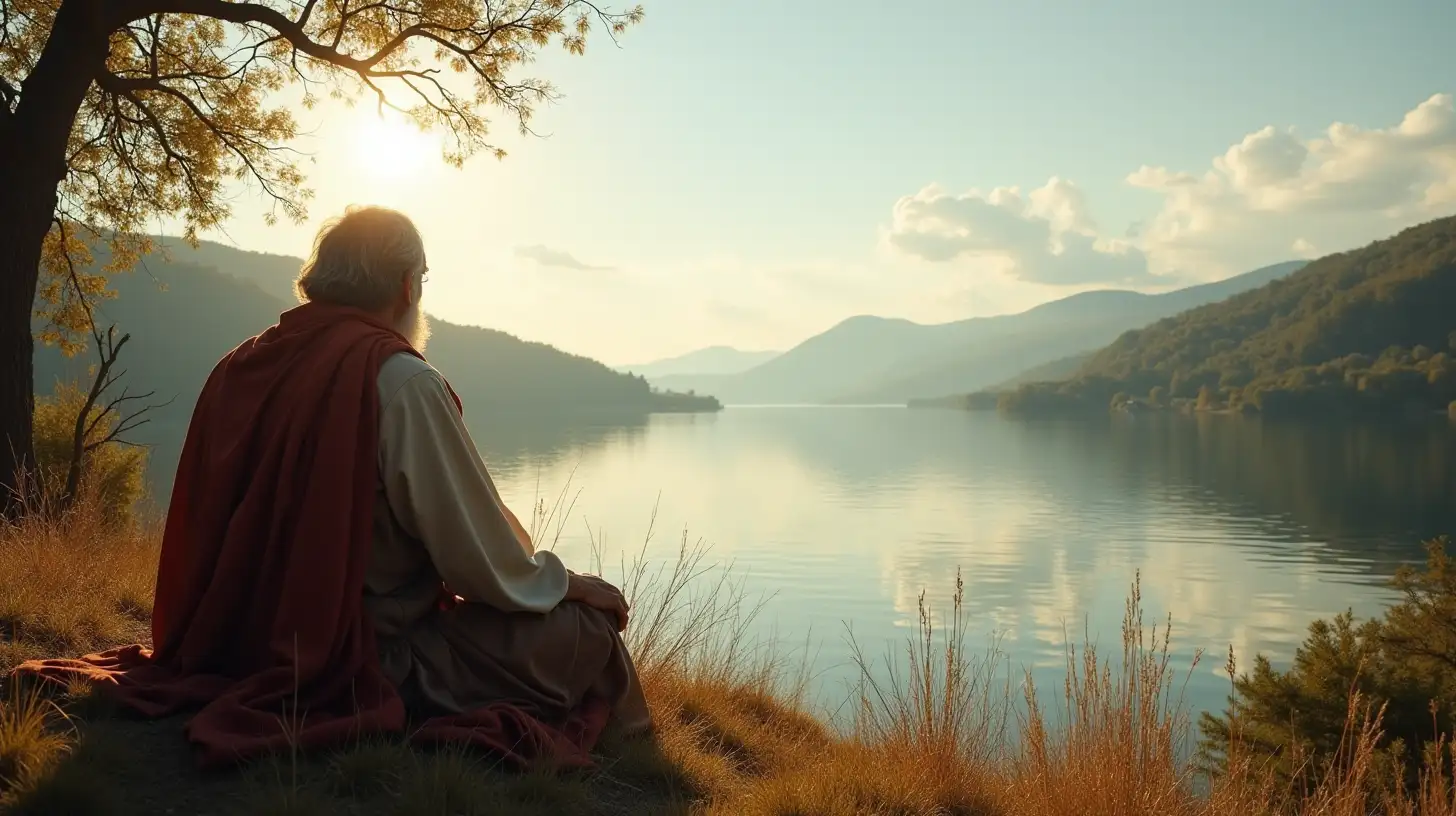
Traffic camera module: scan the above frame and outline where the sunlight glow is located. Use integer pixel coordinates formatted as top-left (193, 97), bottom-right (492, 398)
top-left (347, 110), bottom-right (441, 183)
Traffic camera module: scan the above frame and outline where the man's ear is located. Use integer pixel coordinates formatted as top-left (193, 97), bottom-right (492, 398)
top-left (398, 272), bottom-right (415, 307)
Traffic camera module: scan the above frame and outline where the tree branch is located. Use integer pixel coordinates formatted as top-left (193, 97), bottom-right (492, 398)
top-left (96, 71), bottom-right (301, 213)
top-left (99, 75), bottom-right (217, 213)
top-left (296, 0), bottom-right (320, 28)
top-left (128, 0), bottom-right (628, 106)
top-left (134, 1), bottom-right (385, 72)
top-left (84, 384), bottom-right (170, 451)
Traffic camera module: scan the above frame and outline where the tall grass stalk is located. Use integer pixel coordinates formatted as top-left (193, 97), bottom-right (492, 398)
top-left (848, 568), bottom-right (1012, 768)
top-left (1009, 573), bottom-right (1204, 813)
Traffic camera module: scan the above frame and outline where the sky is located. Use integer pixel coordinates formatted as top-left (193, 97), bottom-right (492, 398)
top-left (195, 0), bottom-right (1456, 367)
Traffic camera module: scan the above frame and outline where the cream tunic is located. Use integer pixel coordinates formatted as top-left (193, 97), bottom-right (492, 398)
top-left (365, 352), bottom-right (567, 622)
top-left (361, 353), bottom-right (648, 730)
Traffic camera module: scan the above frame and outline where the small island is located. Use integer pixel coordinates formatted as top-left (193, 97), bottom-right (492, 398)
top-left (645, 388), bottom-right (723, 413)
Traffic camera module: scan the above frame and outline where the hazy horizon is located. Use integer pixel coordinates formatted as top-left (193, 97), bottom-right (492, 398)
top-left (138, 232), bottom-right (1301, 369)
top-left (151, 0), bottom-right (1456, 367)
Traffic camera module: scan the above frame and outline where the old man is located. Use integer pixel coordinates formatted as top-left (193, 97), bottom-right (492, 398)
top-left (15, 206), bottom-right (650, 767)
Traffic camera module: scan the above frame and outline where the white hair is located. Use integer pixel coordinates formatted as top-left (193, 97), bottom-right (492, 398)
top-left (294, 205), bottom-right (425, 312)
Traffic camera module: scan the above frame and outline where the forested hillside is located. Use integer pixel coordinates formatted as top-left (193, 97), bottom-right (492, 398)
top-left (994, 216), bottom-right (1456, 418)
top-left (33, 244), bottom-right (718, 433)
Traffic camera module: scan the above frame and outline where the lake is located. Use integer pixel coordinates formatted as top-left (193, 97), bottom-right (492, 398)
top-left (137, 405), bottom-right (1456, 723)
top-left (472, 407), bottom-right (1456, 721)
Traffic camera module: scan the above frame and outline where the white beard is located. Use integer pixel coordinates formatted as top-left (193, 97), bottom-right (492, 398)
top-left (397, 298), bottom-right (431, 352)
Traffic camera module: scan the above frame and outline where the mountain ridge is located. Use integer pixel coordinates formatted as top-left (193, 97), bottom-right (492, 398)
top-left (618, 345), bottom-right (782, 379)
top-left (833, 261), bottom-right (1306, 404)
top-left (649, 261), bottom-right (1306, 405)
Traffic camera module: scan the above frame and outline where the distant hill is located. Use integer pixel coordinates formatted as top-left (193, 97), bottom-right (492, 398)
top-left (991, 352), bottom-right (1091, 390)
top-left (836, 262), bottom-right (1307, 404)
top-left (156, 239), bottom-right (308, 303)
top-left (33, 240), bottom-right (720, 435)
top-left (655, 315), bottom-right (953, 404)
top-left (654, 261), bottom-right (1305, 405)
top-left (994, 216), bottom-right (1456, 418)
top-left (908, 353), bottom-right (1092, 410)
top-left (619, 346), bottom-right (781, 379)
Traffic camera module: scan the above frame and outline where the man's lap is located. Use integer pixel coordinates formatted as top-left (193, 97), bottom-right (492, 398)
top-left (384, 600), bottom-right (640, 723)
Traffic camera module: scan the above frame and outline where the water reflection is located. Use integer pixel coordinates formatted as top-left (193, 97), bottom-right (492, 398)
top-left (476, 408), bottom-right (1455, 715)
top-left (1098, 414), bottom-right (1456, 569)
top-left (467, 408), bottom-right (650, 478)
top-left (139, 409), bottom-right (652, 502)
top-left (132, 403), bottom-right (1456, 716)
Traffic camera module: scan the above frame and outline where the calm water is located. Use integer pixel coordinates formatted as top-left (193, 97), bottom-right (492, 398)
top-left (471, 407), bottom-right (1456, 719)
top-left (140, 406), bottom-right (1456, 721)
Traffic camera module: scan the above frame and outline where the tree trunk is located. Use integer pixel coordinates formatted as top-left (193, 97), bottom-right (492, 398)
top-left (0, 0), bottom-right (115, 515)
top-left (0, 243), bottom-right (37, 515)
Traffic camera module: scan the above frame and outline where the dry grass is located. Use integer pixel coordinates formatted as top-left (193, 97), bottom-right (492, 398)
top-left (0, 484), bottom-right (157, 675)
top-left (5, 486), bottom-right (1456, 814)
top-left (0, 690), bottom-right (72, 799)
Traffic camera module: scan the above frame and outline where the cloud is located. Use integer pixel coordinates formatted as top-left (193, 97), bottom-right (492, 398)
top-left (887, 94), bottom-right (1456, 285)
top-left (885, 178), bottom-right (1158, 285)
top-left (1129, 92), bottom-right (1456, 277)
top-left (513, 244), bottom-right (613, 271)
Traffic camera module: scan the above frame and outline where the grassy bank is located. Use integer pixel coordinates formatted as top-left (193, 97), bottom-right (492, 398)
top-left (3, 494), bottom-right (1456, 814)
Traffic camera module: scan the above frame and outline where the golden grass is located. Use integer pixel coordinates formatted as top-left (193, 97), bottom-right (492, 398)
top-left (0, 690), bottom-right (72, 799)
top-left (5, 487), bottom-right (1456, 814)
top-left (0, 485), bottom-right (157, 675)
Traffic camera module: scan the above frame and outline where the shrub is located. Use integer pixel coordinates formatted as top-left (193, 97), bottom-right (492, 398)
top-left (30, 379), bottom-right (147, 526)
top-left (1200, 537), bottom-right (1456, 802)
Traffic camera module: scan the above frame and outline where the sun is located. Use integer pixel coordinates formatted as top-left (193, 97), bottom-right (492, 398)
top-left (347, 110), bottom-right (439, 182)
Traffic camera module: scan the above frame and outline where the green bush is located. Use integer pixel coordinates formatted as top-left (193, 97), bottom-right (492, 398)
top-left (1200, 536), bottom-right (1456, 800)
top-left (31, 379), bottom-right (147, 525)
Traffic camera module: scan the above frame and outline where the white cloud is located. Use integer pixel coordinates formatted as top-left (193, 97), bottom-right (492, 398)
top-left (1221, 125), bottom-right (1309, 192)
top-left (514, 244), bottom-right (613, 271)
top-left (885, 178), bottom-right (1158, 285)
top-left (1130, 92), bottom-right (1456, 277)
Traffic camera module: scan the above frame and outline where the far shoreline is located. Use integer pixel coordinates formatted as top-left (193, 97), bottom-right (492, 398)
top-left (717, 402), bottom-right (910, 409)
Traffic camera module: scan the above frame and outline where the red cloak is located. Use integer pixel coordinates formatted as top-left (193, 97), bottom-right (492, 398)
top-left (11, 301), bottom-right (609, 769)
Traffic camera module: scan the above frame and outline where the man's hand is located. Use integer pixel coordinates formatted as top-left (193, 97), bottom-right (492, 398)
top-left (565, 572), bottom-right (630, 632)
